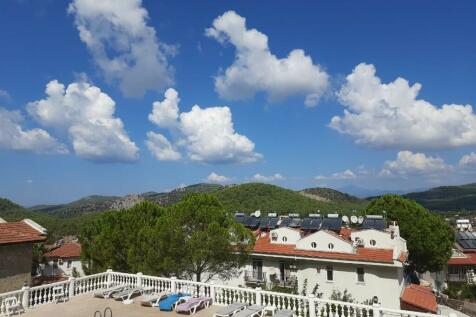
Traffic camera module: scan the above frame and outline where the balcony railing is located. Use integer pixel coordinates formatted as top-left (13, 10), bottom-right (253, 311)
top-left (446, 273), bottom-right (466, 282)
top-left (244, 270), bottom-right (266, 284)
top-left (0, 270), bottom-right (454, 317)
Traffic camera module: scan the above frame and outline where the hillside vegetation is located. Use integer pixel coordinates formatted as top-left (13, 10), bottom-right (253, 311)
top-left (404, 183), bottom-right (476, 212)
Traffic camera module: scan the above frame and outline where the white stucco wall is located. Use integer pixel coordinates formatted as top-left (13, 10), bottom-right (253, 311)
top-left (351, 229), bottom-right (407, 253)
top-left (42, 258), bottom-right (84, 277)
top-left (269, 228), bottom-right (301, 245)
top-left (296, 231), bottom-right (353, 253)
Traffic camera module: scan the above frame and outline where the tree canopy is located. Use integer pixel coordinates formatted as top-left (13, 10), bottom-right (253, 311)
top-left (365, 195), bottom-right (454, 273)
top-left (80, 194), bottom-right (254, 281)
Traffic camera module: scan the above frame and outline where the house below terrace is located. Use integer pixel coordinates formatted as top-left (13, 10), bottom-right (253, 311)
top-left (213, 213), bottom-right (412, 310)
top-left (42, 242), bottom-right (84, 278)
top-left (0, 218), bottom-right (47, 293)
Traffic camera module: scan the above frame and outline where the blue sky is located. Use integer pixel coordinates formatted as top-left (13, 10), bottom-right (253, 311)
top-left (0, 0), bottom-right (475, 206)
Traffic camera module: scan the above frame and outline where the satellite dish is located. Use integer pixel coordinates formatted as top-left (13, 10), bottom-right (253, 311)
top-left (342, 215), bottom-right (349, 224)
top-left (254, 210), bottom-right (261, 218)
top-left (358, 216), bottom-right (364, 224)
top-left (351, 216), bottom-right (358, 224)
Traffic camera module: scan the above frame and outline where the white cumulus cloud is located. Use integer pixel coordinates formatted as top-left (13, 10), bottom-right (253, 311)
top-left (206, 11), bottom-right (329, 107)
top-left (68, 0), bottom-right (175, 97)
top-left (252, 173), bottom-right (285, 182)
top-left (145, 131), bottom-right (181, 161)
top-left (27, 80), bottom-right (139, 162)
top-left (205, 172), bottom-right (230, 183)
top-left (0, 107), bottom-right (67, 154)
top-left (315, 169), bottom-right (356, 180)
top-left (147, 88), bottom-right (262, 164)
top-left (380, 151), bottom-right (450, 177)
top-left (460, 152), bottom-right (476, 168)
top-left (331, 63), bottom-right (476, 149)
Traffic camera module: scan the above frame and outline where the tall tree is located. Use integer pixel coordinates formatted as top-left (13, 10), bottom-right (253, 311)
top-left (365, 195), bottom-right (454, 273)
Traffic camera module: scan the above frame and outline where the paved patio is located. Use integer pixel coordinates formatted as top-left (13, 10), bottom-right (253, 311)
top-left (22, 294), bottom-right (220, 317)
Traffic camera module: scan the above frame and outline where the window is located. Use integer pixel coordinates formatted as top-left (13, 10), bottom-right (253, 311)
top-left (370, 239), bottom-right (376, 246)
top-left (282, 236), bottom-right (288, 242)
top-left (357, 268), bottom-right (365, 283)
top-left (67, 260), bottom-right (72, 269)
top-left (328, 243), bottom-right (334, 250)
top-left (311, 242), bottom-right (317, 249)
top-left (326, 266), bottom-right (333, 281)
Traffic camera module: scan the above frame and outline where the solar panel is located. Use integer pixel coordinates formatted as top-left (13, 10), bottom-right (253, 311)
top-left (461, 232), bottom-right (471, 240)
top-left (280, 217), bottom-right (292, 227)
top-left (362, 218), bottom-right (386, 230)
top-left (301, 218), bottom-right (312, 230)
top-left (460, 240), bottom-right (472, 249)
top-left (469, 240), bottom-right (476, 249)
top-left (243, 216), bottom-right (253, 227)
top-left (235, 214), bottom-right (246, 224)
top-left (259, 217), bottom-right (270, 229)
top-left (310, 218), bottom-right (322, 230)
top-left (471, 232), bottom-right (476, 239)
top-left (250, 217), bottom-right (260, 228)
top-left (268, 217), bottom-right (278, 229)
top-left (322, 217), bottom-right (342, 231)
top-left (289, 218), bottom-right (302, 228)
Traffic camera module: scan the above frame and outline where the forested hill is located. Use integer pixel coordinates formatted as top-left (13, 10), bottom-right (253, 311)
top-left (404, 183), bottom-right (476, 212)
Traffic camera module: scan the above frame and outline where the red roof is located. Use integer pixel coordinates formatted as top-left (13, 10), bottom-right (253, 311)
top-left (400, 284), bottom-right (437, 313)
top-left (253, 233), bottom-right (395, 264)
top-left (0, 221), bottom-right (46, 245)
top-left (45, 242), bottom-right (81, 259)
top-left (448, 253), bottom-right (476, 265)
top-left (398, 251), bottom-right (409, 263)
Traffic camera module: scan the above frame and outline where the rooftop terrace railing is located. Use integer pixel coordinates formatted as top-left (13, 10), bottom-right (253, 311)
top-left (0, 270), bottom-right (454, 317)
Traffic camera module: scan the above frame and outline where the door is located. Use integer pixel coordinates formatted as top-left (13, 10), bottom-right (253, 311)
top-left (252, 259), bottom-right (263, 280)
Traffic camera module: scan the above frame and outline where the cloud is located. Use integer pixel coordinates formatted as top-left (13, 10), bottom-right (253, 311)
top-left (205, 172), bottom-right (230, 183)
top-left (0, 107), bottom-right (67, 154)
top-left (206, 11), bottom-right (329, 107)
top-left (145, 131), bottom-right (181, 161)
top-left (27, 80), bottom-right (139, 162)
top-left (380, 151), bottom-right (450, 177)
top-left (147, 88), bottom-right (262, 164)
top-left (252, 173), bottom-right (285, 182)
top-left (460, 152), bottom-right (476, 168)
top-left (68, 0), bottom-right (175, 97)
top-left (0, 89), bottom-right (11, 102)
top-left (331, 63), bottom-right (476, 149)
top-left (315, 169), bottom-right (356, 180)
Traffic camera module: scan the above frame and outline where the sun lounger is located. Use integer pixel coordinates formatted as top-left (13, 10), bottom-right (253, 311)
top-left (213, 302), bottom-right (247, 317)
top-left (274, 309), bottom-right (294, 317)
top-left (234, 305), bottom-right (266, 317)
top-left (158, 293), bottom-right (190, 311)
top-left (113, 287), bottom-right (151, 304)
top-left (140, 290), bottom-right (172, 307)
top-left (176, 296), bottom-right (213, 314)
top-left (93, 285), bottom-right (125, 299)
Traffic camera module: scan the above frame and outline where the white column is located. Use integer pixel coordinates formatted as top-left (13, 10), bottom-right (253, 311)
top-left (209, 282), bottom-right (216, 302)
top-left (137, 272), bottom-right (143, 287)
top-left (372, 302), bottom-right (381, 317)
top-left (255, 287), bottom-right (262, 306)
top-left (171, 277), bottom-right (177, 293)
top-left (308, 294), bottom-right (316, 317)
top-left (21, 285), bottom-right (30, 310)
top-left (68, 277), bottom-right (76, 298)
top-left (106, 269), bottom-right (113, 287)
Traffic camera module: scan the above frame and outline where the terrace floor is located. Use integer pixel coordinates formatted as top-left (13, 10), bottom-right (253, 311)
top-left (21, 294), bottom-right (220, 317)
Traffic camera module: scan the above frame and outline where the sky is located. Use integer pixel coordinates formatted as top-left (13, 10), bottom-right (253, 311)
top-left (0, 0), bottom-right (475, 206)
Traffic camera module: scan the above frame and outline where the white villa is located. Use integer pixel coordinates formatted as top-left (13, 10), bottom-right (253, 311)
top-left (213, 214), bottom-right (425, 311)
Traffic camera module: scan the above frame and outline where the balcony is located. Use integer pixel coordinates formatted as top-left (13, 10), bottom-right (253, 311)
top-left (446, 273), bottom-right (467, 283)
top-left (0, 270), bottom-right (449, 317)
top-left (244, 270), bottom-right (266, 285)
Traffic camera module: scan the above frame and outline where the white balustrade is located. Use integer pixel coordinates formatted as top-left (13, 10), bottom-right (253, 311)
top-left (0, 270), bottom-right (450, 317)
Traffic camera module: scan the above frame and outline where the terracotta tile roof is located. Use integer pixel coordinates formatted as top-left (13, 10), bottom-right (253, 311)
top-left (400, 284), bottom-right (437, 313)
top-left (448, 253), bottom-right (476, 265)
top-left (45, 242), bottom-right (81, 259)
top-left (253, 233), bottom-right (394, 264)
top-left (0, 221), bottom-right (46, 245)
top-left (339, 227), bottom-right (353, 240)
top-left (398, 251), bottom-right (409, 263)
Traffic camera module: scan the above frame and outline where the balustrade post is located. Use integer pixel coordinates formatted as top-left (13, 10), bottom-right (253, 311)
top-left (171, 277), bottom-right (177, 293)
top-left (68, 277), bottom-right (76, 298)
top-left (372, 302), bottom-right (381, 317)
top-left (106, 269), bottom-right (113, 288)
top-left (255, 287), bottom-right (262, 306)
top-left (308, 294), bottom-right (316, 317)
top-left (137, 272), bottom-right (143, 287)
top-left (209, 282), bottom-right (216, 301)
top-left (21, 285), bottom-right (30, 310)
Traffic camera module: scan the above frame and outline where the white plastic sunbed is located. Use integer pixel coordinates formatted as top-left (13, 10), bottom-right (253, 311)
top-left (140, 290), bottom-right (171, 307)
top-left (213, 302), bottom-right (247, 317)
top-left (234, 305), bottom-right (266, 317)
top-left (93, 285), bottom-right (125, 299)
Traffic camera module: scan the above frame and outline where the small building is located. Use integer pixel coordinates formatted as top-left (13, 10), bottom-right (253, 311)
top-left (400, 284), bottom-right (437, 313)
top-left (0, 218), bottom-right (47, 293)
top-left (43, 242), bottom-right (84, 277)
